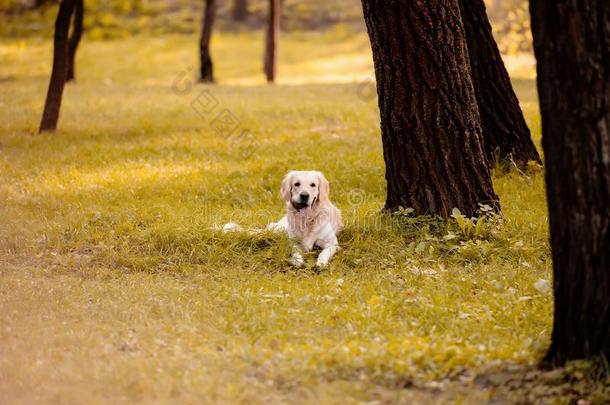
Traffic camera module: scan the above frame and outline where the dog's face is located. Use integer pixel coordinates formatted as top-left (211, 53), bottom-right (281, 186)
top-left (280, 170), bottom-right (330, 211)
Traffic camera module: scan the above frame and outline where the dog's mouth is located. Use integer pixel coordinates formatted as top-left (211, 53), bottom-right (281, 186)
top-left (291, 196), bottom-right (317, 211)
top-left (291, 201), bottom-right (309, 211)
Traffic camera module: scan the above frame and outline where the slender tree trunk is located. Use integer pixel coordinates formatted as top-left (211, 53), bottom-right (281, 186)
top-left (233, 0), bottom-right (248, 21)
top-left (199, 0), bottom-right (216, 83)
top-left (39, 0), bottom-right (77, 133)
top-left (458, 0), bottom-right (541, 168)
top-left (264, 0), bottom-right (279, 83)
top-left (531, 0), bottom-right (610, 366)
top-left (360, 0), bottom-right (498, 217)
top-left (66, 0), bottom-right (83, 82)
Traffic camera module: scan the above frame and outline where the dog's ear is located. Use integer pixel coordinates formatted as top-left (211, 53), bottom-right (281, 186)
top-left (317, 171), bottom-right (330, 204)
top-left (280, 171), bottom-right (294, 202)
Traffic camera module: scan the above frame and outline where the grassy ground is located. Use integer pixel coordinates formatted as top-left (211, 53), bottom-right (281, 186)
top-left (1, 33), bottom-right (609, 403)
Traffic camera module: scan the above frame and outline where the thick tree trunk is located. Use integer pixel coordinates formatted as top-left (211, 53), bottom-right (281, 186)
top-left (199, 0), bottom-right (216, 83)
top-left (459, 0), bottom-right (541, 168)
top-left (531, 0), bottom-right (610, 366)
top-left (233, 0), bottom-right (248, 21)
top-left (39, 0), bottom-right (77, 133)
top-left (66, 0), bottom-right (83, 82)
top-left (360, 0), bottom-right (498, 217)
top-left (264, 0), bottom-right (279, 83)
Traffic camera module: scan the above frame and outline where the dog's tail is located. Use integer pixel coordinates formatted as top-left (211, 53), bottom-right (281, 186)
top-left (211, 221), bottom-right (286, 234)
top-left (210, 222), bottom-right (251, 233)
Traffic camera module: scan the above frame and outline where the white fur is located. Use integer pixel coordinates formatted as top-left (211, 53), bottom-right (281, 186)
top-left (268, 170), bottom-right (343, 267)
top-left (217, 171), bottom-right (343, 267)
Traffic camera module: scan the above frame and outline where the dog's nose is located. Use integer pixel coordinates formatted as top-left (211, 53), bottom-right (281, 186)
top-left (299, 192), bottom-right (309, 201)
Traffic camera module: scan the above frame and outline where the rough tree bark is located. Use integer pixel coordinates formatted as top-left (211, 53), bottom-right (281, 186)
top-left (264, 0), bottom-right (279, 83)
top-left (66, 0), bottom-right (83, 82)
top-left (360, 0), bottom-right (498, 217)
top-left (531, 0), bottom-right (610, 366)
top-left (39, 0), bottom-right (77, 133)
top-left (233, 0), bottom-right (248, 21)
top-left (199, 0), bottom-right (216, 82)
top-left (458, 0), bottom-right (541, 167)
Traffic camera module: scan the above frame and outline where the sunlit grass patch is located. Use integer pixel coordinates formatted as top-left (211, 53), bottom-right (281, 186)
top-left (1, 34), bottom-right (606, 403)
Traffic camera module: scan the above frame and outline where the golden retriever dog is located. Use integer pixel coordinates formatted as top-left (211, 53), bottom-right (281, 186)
top-left (268, 170), bottom-right (343, 267)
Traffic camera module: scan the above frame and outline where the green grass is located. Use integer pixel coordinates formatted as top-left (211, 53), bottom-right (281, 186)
top-left (1, 33), bottom-right (608, 403)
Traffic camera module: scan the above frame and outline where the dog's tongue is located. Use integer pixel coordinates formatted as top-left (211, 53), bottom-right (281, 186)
top-left (299, 206), bottom-right (312, 216)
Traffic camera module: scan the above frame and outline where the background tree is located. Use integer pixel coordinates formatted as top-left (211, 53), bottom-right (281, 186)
top-left (360, 0), bottom-right (498, 217)
top-left (66, 0), bottom-right (83, 82)
top-left (39, 0), bottom-right (77, 133)
top-left (233, 0), bottom-right (248, 21)
top-left (199, 0), bottom-right (216, 82)
top-left (459, 0), bottom-right (540, 168)
top-left (530, 0), bottom-right (610, 365)
top-left (264, 0), bottom-right (279, 83)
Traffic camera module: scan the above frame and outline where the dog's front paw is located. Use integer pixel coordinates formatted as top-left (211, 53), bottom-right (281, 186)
top-left (315, 245), bottom-right (338, 268)
top-left (290, 253), bottom-right (305, 268)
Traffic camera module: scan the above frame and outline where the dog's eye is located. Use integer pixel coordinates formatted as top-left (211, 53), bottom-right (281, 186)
top-left (294, 182), bottom-right (300, 187)
top-left (310, 183), bottom-right (316, 187)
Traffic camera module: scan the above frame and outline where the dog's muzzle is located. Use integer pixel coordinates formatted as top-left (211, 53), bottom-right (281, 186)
top-left (292, 192), bottom-right (318, 211)
top-left (291, 201), bottom-right (309, 210)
